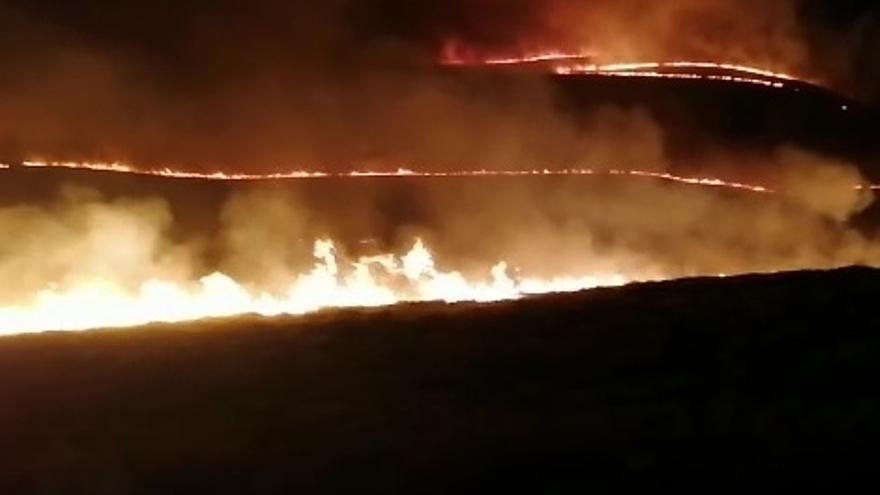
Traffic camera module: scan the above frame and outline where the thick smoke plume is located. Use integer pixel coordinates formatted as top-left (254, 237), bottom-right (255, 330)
top-left (0, 1), bottom-right (877, 172)
top-left (0, 186), bottom-right (197, 305)
top-left (0, 153), bottom-right (876, 314)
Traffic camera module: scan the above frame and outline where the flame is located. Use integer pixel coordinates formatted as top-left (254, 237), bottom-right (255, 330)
top-left (552, 61), bottom-right (792, 88)
top-left (439, 44), bottom-right (802, 89)
top-left (439, 40), bottom-right (593, 66)
top-left (4, 160), bottom-right (876, 334)
top-left (0, 49), bottom-right (862, 335)
top-left (553, 61), bottom-right (795, 80)
top-left (19, 159), bottom-right (880, 191)
top-left (21, 160), bottom-right (330, 180)
top-left (480, 51), bottom-right (592, 65)
top-left (555, 68), bottom-right (786, 89)
top-left (17, 161), bottom-right (777, 193)
top-left (0, 238), bottom-right (634, 335)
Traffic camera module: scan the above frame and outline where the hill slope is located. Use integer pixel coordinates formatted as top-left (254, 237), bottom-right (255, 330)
top-left (2, 268), bottom-right (880, 492)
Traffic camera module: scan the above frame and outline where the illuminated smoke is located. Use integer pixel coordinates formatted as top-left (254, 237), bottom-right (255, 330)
top-left (0, 1), bottom-right (875, 170)
top-left (0, 2), bottom-right (878, 334)
top-left (1, 147), bottom-right (877, 334)
top-left (17, 161), bottom-right (776, 193)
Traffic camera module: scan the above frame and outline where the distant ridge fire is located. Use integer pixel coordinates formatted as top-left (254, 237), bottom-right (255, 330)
top-left (1, 159), bottom-right (878, 335)
top-left (10, 161), bottom-right (879, 191)
top-left (439, 44), bottom-right (802, 89)
top-left (0, 21), bottom-right (876, 335)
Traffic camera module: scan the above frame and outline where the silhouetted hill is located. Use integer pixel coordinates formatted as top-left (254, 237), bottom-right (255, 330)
top-left (2, 267), bottom-right (879, 492)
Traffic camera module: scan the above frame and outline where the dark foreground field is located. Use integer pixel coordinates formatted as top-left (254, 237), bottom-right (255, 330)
top-left (2, 268), bottom-right (880, 492)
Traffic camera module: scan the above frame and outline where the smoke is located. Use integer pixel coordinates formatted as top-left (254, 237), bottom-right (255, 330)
top-left (1, 146), bottom-right (875, 315)
top-left (774, 148), bottom-right (873, 221)
top-left (408, 151), bottom-right (879, 278)
top-left (796, 0), bottom-right (880, 101)
top-left (537, 0), bottom-right (807, 73)
top-left (0, 185), bottom-right (197, 305)
top-left (0, 0), bottom-right (876, 173)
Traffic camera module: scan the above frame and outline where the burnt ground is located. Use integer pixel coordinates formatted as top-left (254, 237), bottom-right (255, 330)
top-left (1, 267), bottom-right (879, 492)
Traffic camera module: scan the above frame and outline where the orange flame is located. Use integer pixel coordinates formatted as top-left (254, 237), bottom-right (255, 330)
top-left (17, 161), bottom-right (777, 193)
top-left (20, 160), bottom-right (880, 190)
top-left (439, 45), bottom-right (803, 89)
top-left (3, 160), bottom-right (877, 334)
top-left (0, 238), bottom-right (636, 335)
top-left (552, 61), bottom-right (793, 88)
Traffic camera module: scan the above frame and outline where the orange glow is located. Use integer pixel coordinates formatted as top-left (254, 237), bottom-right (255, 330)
top-left (21, 160), bottom-right (330, 180)
top-left (481, 51), bottom-right (591, 65)
top-left (439, 45), bottom-right (801, 89)
top-left (0, 238), bottom-right (635, 335)
top-left (439, 40), bottom-right (593, 66)
top-left (554, 61), bottom-right (795, 80)
top-left (552, 61), bottom-right (793, 88)
top-left (16, 161), bottom-right (777, 193)
top-left (0, 48), bottom-right (865, 335)
top-left (3, 161), bottom-right (876, 334)
top-left (0, 161), bottom-right (787, 335)
top-left (554, 68), bottom-right (786, 88)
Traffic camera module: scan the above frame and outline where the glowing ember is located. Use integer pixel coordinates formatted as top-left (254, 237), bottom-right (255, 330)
top-left (0, 238), bottom-right (633, 335)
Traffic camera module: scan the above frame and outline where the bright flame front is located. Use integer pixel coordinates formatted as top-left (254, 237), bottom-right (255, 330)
top-left (0, 239), bottom-right (631, 335)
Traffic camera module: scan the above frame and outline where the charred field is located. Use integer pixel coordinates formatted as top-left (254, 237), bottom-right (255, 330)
top-left (2, 267), bottom-right (880, 492)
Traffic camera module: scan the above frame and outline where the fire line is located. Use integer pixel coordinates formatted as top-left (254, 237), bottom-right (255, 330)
top-left (2, 159), bottom-right (875, 335)
top-left (16, 160), bottom-right (779, 192)
top-left (439, 49), bottom-right (805, 89)
top-left (12, 160), bottom-right (880, 191)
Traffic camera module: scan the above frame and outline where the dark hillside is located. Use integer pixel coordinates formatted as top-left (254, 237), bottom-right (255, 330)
top-left (2, 267), bottom-right (879, 492)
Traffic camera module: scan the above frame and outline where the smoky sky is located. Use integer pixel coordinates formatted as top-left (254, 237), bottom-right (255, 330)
top-left (0, 0), bottom-right (878, 170)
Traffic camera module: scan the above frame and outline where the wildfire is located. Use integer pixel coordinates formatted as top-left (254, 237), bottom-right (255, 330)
top-left (0, 238), bottom-right (633, 335)
top-left (17, 161), bottom-right (777, 193)
top-left (439, 40), bottom-right (594, 66)
top-left (0, 48), bottom-right (867, 334)
top-left (20, 159), bottom-right (880, 191)
top-left (3, 160), bottom-right (876, 335)
top-left (20, 160), bottom-right (330, 180)
top-left (555, 67), bottom-right (786, 89)
top-left (481, 51), bottom-right (592, 65)
top-left (553, 61), bottom-right (795, 81)
top-left (439, 45), bottom-right (802, 89)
